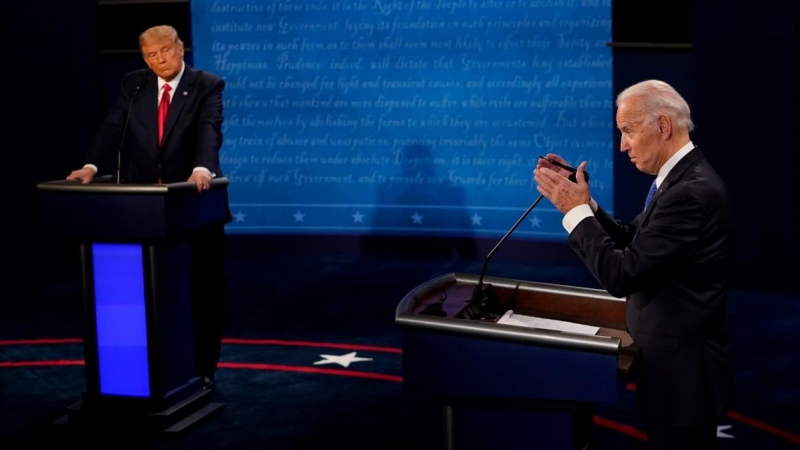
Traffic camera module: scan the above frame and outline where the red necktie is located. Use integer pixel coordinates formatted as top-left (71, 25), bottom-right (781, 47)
top-left (158, 84), bottom-right (171, 146)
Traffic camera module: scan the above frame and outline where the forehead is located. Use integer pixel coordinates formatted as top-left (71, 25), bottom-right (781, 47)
top-left (142, 38), bottom-right (174, 52)
top-left (616, 99), bottom-right (645, 126)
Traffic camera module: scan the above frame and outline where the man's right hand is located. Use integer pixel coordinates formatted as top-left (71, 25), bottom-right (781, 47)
top-left (66, 167), bottom-right (96, 184)
top-left (536, 153), bottom-right (574, 179)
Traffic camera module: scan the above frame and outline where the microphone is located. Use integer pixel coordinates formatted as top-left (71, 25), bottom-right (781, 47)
top-left (463, 162), bottom-right (590, 321)
top-left (116, 81), bottom-right (146, 184)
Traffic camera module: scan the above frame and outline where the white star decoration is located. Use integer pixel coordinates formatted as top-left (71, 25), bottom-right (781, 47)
top-left (470, 213), bottom-right (483, 226)
top-left (411, 212), bottom-right (423, 224)
top-left (313, 352), bottom-right (372, 368)
top-left (717, 424), bottom-right (734, 438)
top-left (528, 214), bottom-right (541, 228)
top-left (233, 210), bottom-right (246, 222)
top-left (292, 210), bottom-right (305, 223)
top-left (351, 211), bottom-right (364, 224)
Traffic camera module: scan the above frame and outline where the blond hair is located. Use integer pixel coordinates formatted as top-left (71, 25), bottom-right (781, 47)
top-left (139, 25), bottom-right (183, 52)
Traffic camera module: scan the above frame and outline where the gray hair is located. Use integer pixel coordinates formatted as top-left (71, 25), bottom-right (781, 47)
top-left (616, 80), bottom-right (694, 133)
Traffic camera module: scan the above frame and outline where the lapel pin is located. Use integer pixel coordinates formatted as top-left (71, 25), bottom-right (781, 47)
top-left (183, 91), bottom-right (188, 96)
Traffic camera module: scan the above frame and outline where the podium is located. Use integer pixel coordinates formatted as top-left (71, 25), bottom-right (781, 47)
top-left (395, 272), bottom-right (634, 450)
top-left (37, 178), bottom-right (229, 433)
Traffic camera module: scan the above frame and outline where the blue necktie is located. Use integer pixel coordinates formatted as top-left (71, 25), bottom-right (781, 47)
top-left (644, 180), bottom-right (658, 210)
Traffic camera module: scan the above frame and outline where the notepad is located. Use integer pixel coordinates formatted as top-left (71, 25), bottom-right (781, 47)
top-left (497, 310), bottom-right (600, 336)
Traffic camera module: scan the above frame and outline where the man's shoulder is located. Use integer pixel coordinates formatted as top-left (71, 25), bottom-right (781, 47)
top-left (186, 66), bottom-right (224, 85)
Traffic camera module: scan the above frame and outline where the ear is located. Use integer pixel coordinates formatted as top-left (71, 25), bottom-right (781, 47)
top-left (658, 116), bottom-right (671, 138)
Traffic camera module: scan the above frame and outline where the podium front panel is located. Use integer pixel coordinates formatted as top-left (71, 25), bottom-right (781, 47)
top-left (396, 272), bottom-right (631, 403)
top-left (402, 328), bottom-right (618, 402)
top-left (92, 243), bottom-right (151, 397)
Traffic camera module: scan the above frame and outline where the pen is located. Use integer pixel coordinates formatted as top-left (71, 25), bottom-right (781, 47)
top-left (538, 155), bottom-right (577, 173)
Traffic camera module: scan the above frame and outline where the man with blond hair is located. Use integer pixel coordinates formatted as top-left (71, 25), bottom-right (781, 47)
top-left (68, 25), bottom-right (229, 388)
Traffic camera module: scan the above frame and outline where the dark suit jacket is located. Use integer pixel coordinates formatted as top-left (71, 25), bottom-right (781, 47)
top-left (567, 148), bottom-right (735, 426)
top-left (87, 66), bottom-right (225, 185)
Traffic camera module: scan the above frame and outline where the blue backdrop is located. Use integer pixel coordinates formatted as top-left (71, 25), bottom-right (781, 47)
top-left (190, 0), bottom-right (612, 239)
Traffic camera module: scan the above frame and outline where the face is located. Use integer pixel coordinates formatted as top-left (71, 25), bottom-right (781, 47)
top-left (616, 99), bottom-right (665, 175)
top-left (142, 38), bottom-right (184, 81)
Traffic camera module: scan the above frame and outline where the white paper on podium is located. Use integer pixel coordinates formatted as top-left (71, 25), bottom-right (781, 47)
top-left (497, 310), bottom-right (600, 336)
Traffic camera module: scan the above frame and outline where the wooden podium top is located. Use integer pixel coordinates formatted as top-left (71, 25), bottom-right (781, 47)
top-left (396, 272), bottom-right (635, 373)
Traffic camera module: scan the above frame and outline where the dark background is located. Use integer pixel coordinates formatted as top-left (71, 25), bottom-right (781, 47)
top-left (1, 0), bottom-right (798, 297)
top-left (1, 2), bottom-right (799, 449)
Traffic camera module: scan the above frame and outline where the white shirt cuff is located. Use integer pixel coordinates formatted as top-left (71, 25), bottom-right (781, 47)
top-left (562, 203), bottom-right (594, 234)
top-left (193, 167), bottom-right (215, 177)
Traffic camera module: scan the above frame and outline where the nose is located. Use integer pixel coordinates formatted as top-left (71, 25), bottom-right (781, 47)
top-left (619, 135), bottom-right (630, 153)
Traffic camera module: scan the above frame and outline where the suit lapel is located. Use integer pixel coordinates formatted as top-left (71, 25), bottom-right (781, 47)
top-left (633, 147), bottom-right (703, 240)
top-left (643, 148), bottom-right (703, 214)
top-left (161, 67), bottom-right (196, 147)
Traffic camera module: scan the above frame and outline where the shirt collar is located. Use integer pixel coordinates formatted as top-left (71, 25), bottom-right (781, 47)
top-left (655, 141), bottom-right (694, 187)
top-left (157, 61), bottom-right (185, 93)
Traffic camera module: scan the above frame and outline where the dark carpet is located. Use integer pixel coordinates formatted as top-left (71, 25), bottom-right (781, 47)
top-left (1, 237), bottom-right (799, 449)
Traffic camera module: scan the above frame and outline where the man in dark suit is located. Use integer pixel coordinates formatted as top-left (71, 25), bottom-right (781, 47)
top-left (534, 79), bottom-right (735, 450)
top-left (67, 25), bottom-right (229, 387)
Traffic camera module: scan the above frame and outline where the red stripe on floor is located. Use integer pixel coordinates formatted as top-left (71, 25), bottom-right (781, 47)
top-left (627, 383), bottom-right (800, 444)
top-left (0, 360), bottom-right (84, 368)
top-left (222, 338), bottom-right (402, 353)
top-left (593, 415), bottom-right (647, 441)
top-left (727, 411), bottom-right (800, 444)
top-left (0, 338), bottom-right (82, 345)
top-left (218, 361), bottom-right (403, 382)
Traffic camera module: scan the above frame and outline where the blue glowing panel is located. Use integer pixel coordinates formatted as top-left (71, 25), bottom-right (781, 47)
top-left (191, 0), bottom-right (613, 239)
top-left (92, 243), bottom-right (150, 397)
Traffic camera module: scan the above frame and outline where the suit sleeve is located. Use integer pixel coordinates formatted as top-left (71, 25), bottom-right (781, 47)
top-left (192, 76), bottom-right (225, 175)
top-left (594, 206), bottom-right (637, 248)
top-left (567, 185), bottom-right (705, 298)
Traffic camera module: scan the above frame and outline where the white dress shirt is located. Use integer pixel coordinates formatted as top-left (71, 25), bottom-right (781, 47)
top-left (562, 141), bottom-right (696, 234)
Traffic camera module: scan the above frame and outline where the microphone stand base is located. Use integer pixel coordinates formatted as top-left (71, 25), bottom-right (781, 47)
top-left (460, 283), bottom-right (504, 321)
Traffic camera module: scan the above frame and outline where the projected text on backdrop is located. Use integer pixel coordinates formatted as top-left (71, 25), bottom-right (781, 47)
top-left (191, 0), bottom-right (612, 238)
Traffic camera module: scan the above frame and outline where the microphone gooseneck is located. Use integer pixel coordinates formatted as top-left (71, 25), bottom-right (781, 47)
top-left (467, 164), bottom-right (590, 321)
top-left (116, 83), bottom-right (145, 184)
top-left (469, 194), bottom-right (545, 321)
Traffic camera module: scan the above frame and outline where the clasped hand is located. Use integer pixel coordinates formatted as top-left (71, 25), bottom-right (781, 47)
top-left (533, 153), bottom-right (590, 214)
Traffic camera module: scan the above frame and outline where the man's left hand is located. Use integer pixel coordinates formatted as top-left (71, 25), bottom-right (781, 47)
top-left (533, 161), bottom-right (590, 214)
top-left (188, 171), bottom-right (213, 193)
